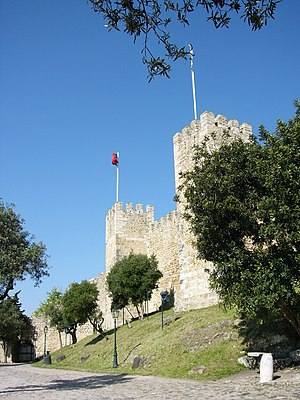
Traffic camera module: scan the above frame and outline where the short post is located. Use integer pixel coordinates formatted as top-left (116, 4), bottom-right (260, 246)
top-left (248, 352), bottom-right (273, 383)
top-left (260, 353), bottom-right (273, 383)
top-left (112, 307), bottom-right (120, 368)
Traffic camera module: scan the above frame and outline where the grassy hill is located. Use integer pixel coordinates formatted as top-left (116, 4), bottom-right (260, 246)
top-left (35, 304), bottom-right (246, 380)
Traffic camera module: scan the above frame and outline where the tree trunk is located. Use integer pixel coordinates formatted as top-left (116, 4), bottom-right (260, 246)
top-left (135, 305), bottom-right (142, 319)
top-left (3, 340), bottom-right (8, 362)
top-left (88, 316), bottom-right (104, 334)
top-left (279, 298), bottom-right (300, 337)
top-left (71, 330), bottom-right (77, 344)
top-left (125, 306), bottom-right (134, 319)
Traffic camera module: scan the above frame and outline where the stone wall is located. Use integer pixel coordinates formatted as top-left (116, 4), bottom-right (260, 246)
top-left (99, 203), bottom-right (180, 328)
top-left (146, 210), bottom-right (180, 309)
top-left (31, 314), bottom-right (94, 358)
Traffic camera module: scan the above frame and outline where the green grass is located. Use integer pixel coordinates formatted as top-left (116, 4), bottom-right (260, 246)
top-left (34, 304), bottom-right (246, 380)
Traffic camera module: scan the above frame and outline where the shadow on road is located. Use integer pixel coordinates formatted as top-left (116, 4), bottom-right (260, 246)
top-left (0, 372), bottom-right (133, 394)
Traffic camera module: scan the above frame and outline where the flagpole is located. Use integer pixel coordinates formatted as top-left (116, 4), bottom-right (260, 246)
top-left (189, 44), bottom-right (198, 120)
top-left (116, 165), bottom-right (119, 203)
top-left (115, 152), bottom-right (120, 203)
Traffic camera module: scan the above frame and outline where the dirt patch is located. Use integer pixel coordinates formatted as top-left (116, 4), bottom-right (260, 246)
top-left (183, 320), bottom-right (239, 352)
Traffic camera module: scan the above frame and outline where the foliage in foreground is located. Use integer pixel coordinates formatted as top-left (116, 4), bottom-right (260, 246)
top-left (88, 0), bottom-right (281, 79)
top-left (35, 304), bottom-right (245, 380)
top-left (178, 101), bottom-right (300, 336)
top-left (0, 200), bottom-right (48, 357)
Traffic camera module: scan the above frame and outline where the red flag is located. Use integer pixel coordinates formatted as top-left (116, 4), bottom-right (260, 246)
top-left (112, 152), bottom-right (119, 166)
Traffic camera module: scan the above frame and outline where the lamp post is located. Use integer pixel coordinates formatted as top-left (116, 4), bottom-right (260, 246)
top-left (112, 307), bottom-right (120, 368)
top-left (43, 325), bottom-right (48, 358)
top-left (146, 290), bottom-right (152, 319)
top-left (33, 330), bottom-right (38, 360)
top-left (160, 291), bottom-right (169, 330)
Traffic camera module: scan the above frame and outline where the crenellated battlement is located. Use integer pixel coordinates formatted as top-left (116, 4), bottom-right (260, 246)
top-left (173, 111), bottom-right (252, 189)
top-left (106, 202), bottom-right (155, 222)
top-left (149, 210), bottom-right (177, 233)
top-left (173, 111), bottom-right (252, 144)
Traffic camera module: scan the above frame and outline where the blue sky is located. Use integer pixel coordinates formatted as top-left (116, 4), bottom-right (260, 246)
top-left (1, 0), bottom-right (299, 316)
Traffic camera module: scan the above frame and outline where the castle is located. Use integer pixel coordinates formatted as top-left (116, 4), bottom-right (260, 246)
top-left (31, 111), bottom-right (252, 357)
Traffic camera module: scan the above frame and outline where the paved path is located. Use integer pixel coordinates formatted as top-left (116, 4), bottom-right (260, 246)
top-left (0, 364), bottom-right (300, 399)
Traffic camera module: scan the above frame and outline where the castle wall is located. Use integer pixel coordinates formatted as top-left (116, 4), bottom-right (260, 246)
top-left (146, 211), bottom-right (180, 310)
top-left (31, 313), bottom-right (94, 358)
top-left (32, 110), bottom-right (253, 356)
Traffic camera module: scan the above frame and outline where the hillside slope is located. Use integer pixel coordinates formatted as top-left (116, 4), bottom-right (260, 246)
top-left (35, 305), bottom-right (246, 380)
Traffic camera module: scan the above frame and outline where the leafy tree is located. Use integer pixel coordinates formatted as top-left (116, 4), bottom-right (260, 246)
top-left (178, 101), bottom-right (300, 336)
top-left (0, 294), bottom-right (30, 362)
top-left (107, 252), bottom-right (162, 317)
top-left (88, 0), bottom-right (281, 79)
top-left (35, 288), bottom-right (65, 347)
top-left (62, 280), bottom-right (99, 343)
top-left (0, 201), bottom-right (49, 301)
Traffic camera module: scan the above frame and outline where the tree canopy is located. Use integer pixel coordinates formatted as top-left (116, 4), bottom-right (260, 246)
top-left (107, 252), bottom-right (162, 316)
top-left (178, 101), bottom-right (300, 336)
top-left (0, 294), bottom-right (32, 362)
top-left (0, 201), bottom-right (49, 301)
top-left (35, 288), bottom-right (65, 332)
top-left (88, 0), bottom-right (282, 79)
top-left (62, 280), bottom-right (99, 343)
top-left (36, 281), bottom-right (101, 344)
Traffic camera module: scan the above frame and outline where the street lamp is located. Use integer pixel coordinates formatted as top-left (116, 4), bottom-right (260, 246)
top-left (32, 330), bottom-right (38, 360)
top-left (43, 325), bottom-right (48, 357)
top-left (111, 307), bottom-right (120, 368)
top-left (160, 291), bottom-right (169, 330)
top-left (145, 290), bottom-right (152, 319)
top-left (42, 325), bottom-right (52, 365)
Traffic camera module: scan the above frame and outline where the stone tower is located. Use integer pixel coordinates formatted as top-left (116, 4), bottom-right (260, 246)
top-left (104, 202), bottom-right (180, 322)
top-left (173, 111), bottom-right (252, 311)
top-left (105, 202), bottom-right (155, 273)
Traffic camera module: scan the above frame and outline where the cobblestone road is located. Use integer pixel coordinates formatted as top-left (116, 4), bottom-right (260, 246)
top-left (0, 364), bottom-right (300, 399)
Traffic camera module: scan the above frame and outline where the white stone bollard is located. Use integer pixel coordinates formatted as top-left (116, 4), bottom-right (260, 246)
top-left (260, 353), bottom-right (273, 383)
